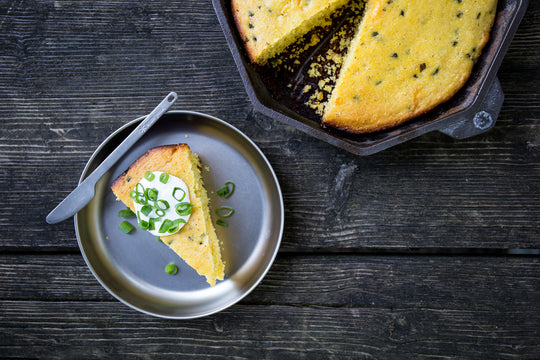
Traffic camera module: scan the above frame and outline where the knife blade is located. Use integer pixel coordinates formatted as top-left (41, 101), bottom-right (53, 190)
top-left (45, 92), bottom-right (178, 224)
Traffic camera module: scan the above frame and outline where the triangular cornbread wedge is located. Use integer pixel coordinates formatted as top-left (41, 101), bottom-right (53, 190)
top-left (232, 0), bottom-right (352, 65)
top-left (111, 144), bottom-right (224, 287)
top-left (323, 0), bottom-right (497, 133)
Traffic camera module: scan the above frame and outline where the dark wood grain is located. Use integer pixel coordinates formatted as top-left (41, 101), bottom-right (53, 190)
top-left (0, 0), bottom-right (539, 358)
top-left (0, 255), bottom-right (538, 359)
top-left (0, 0), bottom-right (539, 250)
top-left (1, 254), bottom-right (538, 311)
top-left (2, 301), bottom-right (539, 359)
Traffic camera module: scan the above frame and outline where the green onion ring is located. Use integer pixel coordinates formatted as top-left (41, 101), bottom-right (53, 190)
top-left (159, 219), bottom-right (173, 233)
top-left (119, 221), bottom-right (134, 234)
top-left (215, 206), bottom-right (234, 218)
top-left (136, 182), bottom-right (145, 194)
top-left (145, 188), bottom-right (158, 202)
top-left (144, 171), bottom-right (155, 181)
top-left (176, 202), bottom-right (193, 216)
top-left (149, 218), bottom-right (157, 231)
top-left (167, 219), bottom-right (186, 234)
top-left (217, 181), bottom-right (235, 198)
top-left (172, 187), bottom-right (186, 202)
top-left (155, 199), bottom-right (170, 210)
top-left (159, 172), bottom-right (169, 184)
top-left (165, 263), bottom-right (178, 275)
top-left (118, 208), bottom-right (135, 217)
top-left (141, 205), bottom-right (153, 217)
top-left (138, 220), bottom-right (150, 230)
top-left (155, 209), bottom-right (165, 217)
top-left (136, 192), bottom-right (147, 205)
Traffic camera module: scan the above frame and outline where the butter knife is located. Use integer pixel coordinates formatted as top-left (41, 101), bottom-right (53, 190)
top-left (46, 92), bottom-right (178, 224)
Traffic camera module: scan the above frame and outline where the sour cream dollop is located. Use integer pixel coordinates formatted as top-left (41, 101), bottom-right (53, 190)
top-left (133, 171), bottom-right (192, 236)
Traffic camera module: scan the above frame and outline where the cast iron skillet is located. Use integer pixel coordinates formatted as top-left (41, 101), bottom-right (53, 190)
top-left (213, 0), bottom-right (528, 155)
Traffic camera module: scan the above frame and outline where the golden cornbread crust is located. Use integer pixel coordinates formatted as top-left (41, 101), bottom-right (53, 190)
top-left (323, 0), bottom-right (498, 133)
top-left (232, 0), bottom-right (351, 65)
top-left (110, 144), bottom-right (225, 287)
top-left (234, 0), bottom-right (497, 134)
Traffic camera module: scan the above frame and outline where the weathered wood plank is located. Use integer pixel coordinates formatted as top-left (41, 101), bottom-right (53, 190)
top-left (3, 112), bottom-right (539, 251)
top-left (0, 0), bottom-right (539, 359)
top-left (1, 301), bottom-right (538, 359)
top-left (1, 254), bottom-right (538, 313)
top-left (0, 0), bottom-right (538, 251)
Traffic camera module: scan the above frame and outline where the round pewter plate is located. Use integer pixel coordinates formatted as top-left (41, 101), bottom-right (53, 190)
top-left (75, 110), bottom-right (284, 319)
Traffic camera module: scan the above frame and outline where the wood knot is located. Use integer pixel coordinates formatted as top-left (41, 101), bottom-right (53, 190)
top-left (330, 162), bottom-right (357, 215)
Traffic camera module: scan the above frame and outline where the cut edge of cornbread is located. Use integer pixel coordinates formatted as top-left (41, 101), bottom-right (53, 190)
top-left (232, 0), bottom-right (351, 65)
top-left (110, 144), bottom-right (225, 287)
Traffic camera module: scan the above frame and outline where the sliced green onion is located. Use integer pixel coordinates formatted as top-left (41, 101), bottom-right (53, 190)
top-left (118, 208), bottom-right (135, 217)
top-left (131, 183), bottom-right (147, 205)
top-left (136, 183), bottom-right (145, 194)
top-left (146, 188), bottom-right (158, 201)
top-left (144, 171), bottom-right (155, 181)
top-left (156, 236), bottom-right (162, 242)
top-left (167, 224), bottom-right (179, 234)
top-left (172, 187), bottom-right (186, 202)
top-left (217, 181), bottom-right (235, 198)
top-left (215, 206), bottom-right (234, 217)
top-left (155, 209), bottom-right (165, 217)
top-left (167, 218), bottom-right (186, 233)
top-left (119, 221), bottom-right (134, 234)
top-left (141, 205), bottom-right (153, 217)
top-left (137, 192), bottom-right (148, 205)
top-left (155, 199), bottom-right (170, 210)
top-left (159, 219), bottom-right (173, 233)
top-left (176, 202), bottom-right (193, 216)
top-left (130, 192), bottom-right (142, 204)
top-left (165, 263), bottom-right (178, 275)
top-left (216, 219), bottom-right (228, 227)
top-left (148, 218), bottom-right (158, 231)
top-left (159, 172), bottom-right (169, 184)
top-left (138, 220), bottom-right (149, 230)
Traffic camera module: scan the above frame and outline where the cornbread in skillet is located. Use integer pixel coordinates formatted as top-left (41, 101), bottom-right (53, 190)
top-left (232, 0), bottom-right (351, 65)
top-left (111, 144), bottom-right (224, 287)
top-left (323, 0), bottom-right (498, 133)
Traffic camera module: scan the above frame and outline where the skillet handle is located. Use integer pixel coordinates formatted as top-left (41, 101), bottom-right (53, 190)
top-left (439, 76), bottom-right (504, 140)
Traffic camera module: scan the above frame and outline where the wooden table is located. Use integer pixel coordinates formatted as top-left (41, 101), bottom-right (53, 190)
top-left (1, 1), bottom-right (538, 358)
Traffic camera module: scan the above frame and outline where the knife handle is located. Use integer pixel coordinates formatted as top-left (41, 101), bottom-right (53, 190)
top-left (45, 92), bottom-right (177, 224)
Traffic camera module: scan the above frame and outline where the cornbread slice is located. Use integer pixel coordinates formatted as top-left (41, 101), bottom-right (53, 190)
top-left (323, 0), bottom-right (497, 133)
top-left (232, 0), bottom-right (351, 65)
top-left (111, 144), bottom-right (224, 287)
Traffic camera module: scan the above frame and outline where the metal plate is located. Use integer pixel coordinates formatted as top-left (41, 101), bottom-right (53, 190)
top-left (75, 110), bottom-right (284, 319)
